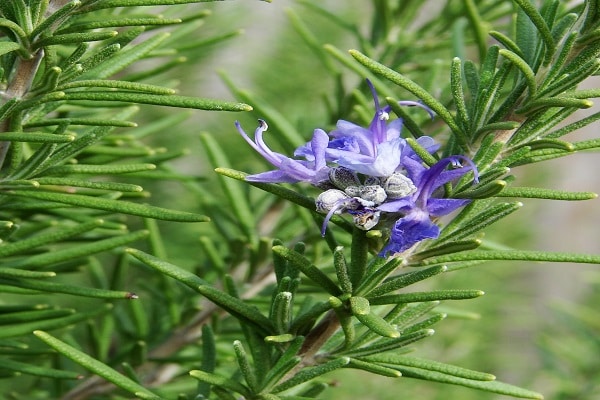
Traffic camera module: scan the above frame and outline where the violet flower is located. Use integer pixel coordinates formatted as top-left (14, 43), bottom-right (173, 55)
top-left (323, 81), bottom-right (434, 177)
top-left (235, 80), bottom-right (479, 258)
top-left (378, 156), bottom-right (478, 256)
top-left (235, 119), bottom-right (330, 186)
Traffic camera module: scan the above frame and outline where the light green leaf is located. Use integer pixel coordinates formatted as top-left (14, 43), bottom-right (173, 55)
top-left (5, 190), bottom-right (209, 222)
top-left (34, 331), bottom-right (161, 400)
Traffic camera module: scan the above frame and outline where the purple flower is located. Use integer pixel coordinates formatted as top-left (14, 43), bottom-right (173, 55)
top-left (322, 80), bottom-right (434, 177)
top-left (378, 156), bottom-right (478, 256)
top-left (235, 80), bottom-right (479, 258)
top-left (235, 119), bottom-right (330, 185)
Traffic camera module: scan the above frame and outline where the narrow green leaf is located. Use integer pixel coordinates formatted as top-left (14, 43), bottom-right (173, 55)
top-left (438, 201), bottom-right (523, 242)
top-left (189, 370), bottom-right (251, 397)
top-left (271, 292), bottom-right (293, 334)
top-left (58, 17), bottom-right (182, 33)
top-left (516, 96), bottom-right (593, 114)
top-left (354, 257), bottom-right (402, 297)
top-left (34, 177), bottom-right (143, 192)
top-left (346, 358), bottom-right (402, 377)
top-left (33, 31), bottom-right (118, 49)
top-left (497, 186), bottom-right (597, 200)
top-left (351, 298), bottom-right (400, 338)
top-left (34, 331), bottom-right (161, 399)
top-left (489, 30), bottom-right (525, 58)
top-left (0, 358), bottom-right (81, 379)
top-left (233, 340), bottom-right (259, 392)
top-left (0, 305), bottom-right (110, 339)
top-left (5, 190), bottom-right (210, 222)
top-left (0, 308), bottom-right (73, 324)
top-left (44, 163), bottom-right (156, 175)
top-left (0, 269), bottom-right (56, 279)
top-left (513, 0), bottom-right (555, 62)
top-left (30, 0), bottom-right (82, 39)
top-left (499, 49), bottom-right (537, 97)
top-left (0, 219), bottom-right (104, 257)
top-left (219, 72), bottom-right (304, 149)
top-left (450, 57), bottom-right (470, 133)
top-left (411, 239), bottom-right (482, 261)
top-left (453, 180), bottom-right (507, 199)
top-left (0, 132), bottom-right (74, 143)
top-left (261, 338), bottom-right (303, 391)
top-left (5, 230), bottom-right (148, 269)
top-left (126, 249), bottom-right (274, 332)
top-left (363, 354), bottom-right (495, 381)
top-left (0, 41), bottom-right (22, 56)
top-left (25, 117), bottom-right (137, 128)
top-left (200, 134), bottom-right (256, 241)
top-left (197, 325), bottom-right (216, 397)
top-left (342, 330), bottom-right (435, 358)
top-left (423, 250), bottom-right (600, 265)
top-left (272, 245), bottom-right (342, 296)
top-left (272, 357), bottom-right (350, 393)
top-left (61, 91), bottom-right (252, 111)
top-left (396, 365), bottom-right (543, 399)
top-left (333, 246), bottom-right (352, 293)
top-left (58, 79), bottom-right (176, 94)
top-left (264, 334), bottom-right (296, 343)
top-left (369, 290), bottom-right (485, 305)
top-left (349, 49), bottom-right (467, 150)
top-left (0, 277), bottom-right (138, 299)
top-left (80, 0), bottom-right (217, 11)
top-left (368, 266), bottom-right (447, 298)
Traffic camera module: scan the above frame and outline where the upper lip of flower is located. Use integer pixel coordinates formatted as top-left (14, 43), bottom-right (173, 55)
top-left (235, 119), bottom-right (330, 184)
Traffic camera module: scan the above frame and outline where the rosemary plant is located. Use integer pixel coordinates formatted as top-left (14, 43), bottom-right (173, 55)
top-left (0, 1), bottom-right (598, 399)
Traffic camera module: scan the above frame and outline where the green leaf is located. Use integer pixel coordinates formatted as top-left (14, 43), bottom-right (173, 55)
top-left (350, 297), bottom-right (400, 338)
top-left (0, 219), bottom-right (104, 257)
top-left (34, 330), bottom-right (161, 400)
top-left (423, 250), bottom-right (600, 266)
top-left (126, 249), bottom-right (274, 333)
top-left (272, 357), bottom-right (350, 393)
top-left (4, 190), bottom-right (210, 222)
top-left (30, 0), bottom-right (82, 40)
top-left (0, 305), bottom-right (110, 339)
top-left (189, 370), bottom-right (251, 397)
top-left (4, 230), bottom-right (149, 270)
top-left (395, 365), bottom-right (543, 399)
top-left (58, 79), bottom-right (176, 94)
top-left (499, 49), bottom-right (537, 97)
top-left (497, 186), bottom-right (597, 201)
top-left (33, 31), bottom-right (118, 49)
top-left (200, 134), bottom-right (256, 242)
top-left (0, 277), bottom-right (139, 299)
top-left (363, 354), bottom-right (495, 381)
top-left (57, 16), bottom-right (182, 33)
top-left (0, 41), bottom-right (22, 56)
top-left (513, 0), bottom-right (555, 63)
top-left (272, 245), bottom-right (342, 296)
top-left (367, 266), bottom-right (447, 297)
top-left (233, 340), bottom-right (259, 392)
top-left (333, 246), bottom-right (352, 293)
top-left (0, 358), bottom-right (81, 379)
top-left (44, 163), bottom-right (155, 175)
top-left (341, 329), bottom-right (435, 358)
top-left (354, 257), bottom-right (402, 297)
top-left (368, 290), bottom-right (485, 305)
top-left (0, 132), bottom-right (75, 143)
top-left (61, 91), bottom-right (252, 111)
top-left (345, 358), bottom-right (402, 378)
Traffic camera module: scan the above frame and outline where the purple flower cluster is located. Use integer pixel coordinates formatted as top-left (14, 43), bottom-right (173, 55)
top-left (235, 81), bottom-right (477, 256)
